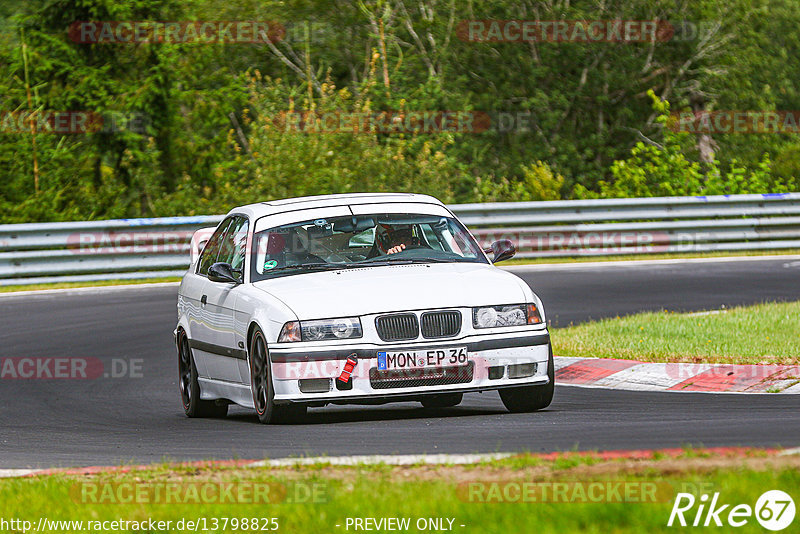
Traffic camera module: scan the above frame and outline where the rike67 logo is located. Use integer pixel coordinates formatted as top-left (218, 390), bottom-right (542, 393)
top-left (668, 490), bottom-right (795, 530)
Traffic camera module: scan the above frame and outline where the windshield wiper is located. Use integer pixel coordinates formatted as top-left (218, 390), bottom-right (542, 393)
top-left (361, 257), bottom-right (453, 266)
top-left (410, 257), bottom-right (454, 263)
top-left (267, 263), bottom-right (344, 273)
top-left (269, 258), bottom-right (461, 274)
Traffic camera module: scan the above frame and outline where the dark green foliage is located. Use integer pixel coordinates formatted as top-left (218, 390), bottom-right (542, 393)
top-left (1, 0), bottom-right (798, 222)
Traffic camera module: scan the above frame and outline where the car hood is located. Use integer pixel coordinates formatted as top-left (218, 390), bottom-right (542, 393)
top-left (251, 263), bottom-right (530, 318)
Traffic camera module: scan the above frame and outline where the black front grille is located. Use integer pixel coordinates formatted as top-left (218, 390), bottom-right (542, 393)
top-left (375, 313), bottom-right (419, 341)
top-left (369, 362), bottom-right (474, 389)
top-left (420, 310), bottom-right (462, 339)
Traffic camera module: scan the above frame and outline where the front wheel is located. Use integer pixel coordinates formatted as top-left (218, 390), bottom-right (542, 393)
top-left (249, 327), bottom-right (307, 424)
top-left (499, 347), bottom-right (554, 413)
top-left (177, 333), bottom-right (228, 418)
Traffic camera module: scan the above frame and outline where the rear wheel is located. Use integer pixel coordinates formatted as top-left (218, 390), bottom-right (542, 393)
top-left (420, 393), bottom-right (463, 408)
top-left (499, 347), bottom-right (554, 413)
top-left (249, 326), bottom-right (307, 424)
top-left (177, 333), bottom-right (228, 418)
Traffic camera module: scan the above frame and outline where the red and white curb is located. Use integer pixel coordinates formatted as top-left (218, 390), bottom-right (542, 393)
top-left (2, 448), bottom-right (797, 479)
top-left (555, 356), bottom-right (800, 393)
top-left (0, 455), bottom-right (514, 479)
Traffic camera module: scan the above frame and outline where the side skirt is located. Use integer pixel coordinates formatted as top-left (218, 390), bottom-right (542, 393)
top-left (198, 377), bottom-right (255, 409)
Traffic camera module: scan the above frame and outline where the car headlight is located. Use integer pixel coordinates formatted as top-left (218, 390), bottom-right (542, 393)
top-left (472, 304), bottom-right (543, 328)
top-left (278, 317), bottom-right (363, 342)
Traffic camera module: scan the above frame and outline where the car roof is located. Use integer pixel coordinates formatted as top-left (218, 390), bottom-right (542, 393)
top-left (227, 193), bottom-right (447, 220)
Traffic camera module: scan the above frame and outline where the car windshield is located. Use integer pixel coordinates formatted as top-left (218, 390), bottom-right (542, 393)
top-left (250, 213), bottom-right (487, 281)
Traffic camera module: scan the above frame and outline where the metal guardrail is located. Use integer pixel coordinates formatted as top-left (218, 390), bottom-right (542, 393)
top-left (0, 216), bottom-right (223, 286)
top-left (1, 193), bottom-right (799, 285)
top-left (458, 192), bottom-right (800, 258)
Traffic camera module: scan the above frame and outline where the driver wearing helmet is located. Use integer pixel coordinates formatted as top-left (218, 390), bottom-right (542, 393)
top-left (375, 223), bottom-right (417, 255)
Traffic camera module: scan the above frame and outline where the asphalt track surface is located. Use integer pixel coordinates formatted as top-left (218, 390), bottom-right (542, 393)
top-left (1, 257), bottom-right (799, 468)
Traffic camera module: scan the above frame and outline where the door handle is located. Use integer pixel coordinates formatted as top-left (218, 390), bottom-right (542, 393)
top-left (201, 295), bottom-right (207, 305)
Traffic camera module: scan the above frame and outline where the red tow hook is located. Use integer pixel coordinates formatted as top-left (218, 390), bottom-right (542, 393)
top-left (337, 354), bottom-right (358, 383)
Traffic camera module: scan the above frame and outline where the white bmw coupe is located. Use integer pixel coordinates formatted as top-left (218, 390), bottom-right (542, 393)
top-left (175, 193), bottom-right (553, 423)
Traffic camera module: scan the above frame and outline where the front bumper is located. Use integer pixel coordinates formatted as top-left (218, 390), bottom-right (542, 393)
top-left (268, 330), bottom-right (551, 404)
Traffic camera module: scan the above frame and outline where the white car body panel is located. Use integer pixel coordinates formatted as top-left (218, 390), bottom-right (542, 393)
top-left (251, 263), bottom-right (533, 319)
top-left (175, 193), bottom-right (551, 411)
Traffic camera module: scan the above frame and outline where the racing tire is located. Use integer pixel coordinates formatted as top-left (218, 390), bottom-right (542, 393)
top-left (178, 333), bottom-right (228, 418)
top-left (499, 346), bottom-right (554, 413)
top-left (249, 326), bottom-right (307, 424)
top-left (420, 393), bottom-right (463, 408)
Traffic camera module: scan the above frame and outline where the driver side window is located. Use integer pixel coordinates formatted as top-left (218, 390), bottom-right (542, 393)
top-left (197, 218), bottom-right (233, 276)
top-left (217, 217), bottom-right (249, 273)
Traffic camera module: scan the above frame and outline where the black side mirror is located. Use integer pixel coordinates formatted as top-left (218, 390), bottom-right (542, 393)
top-left (485, 239), bottom-right (516, 263)
top-left (208, 262), bottom-right (241, 284)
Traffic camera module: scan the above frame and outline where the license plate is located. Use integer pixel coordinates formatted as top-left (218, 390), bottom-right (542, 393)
top-left (377, 347), bottom-right (468, 371)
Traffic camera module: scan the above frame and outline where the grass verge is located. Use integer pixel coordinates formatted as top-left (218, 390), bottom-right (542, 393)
top-left (0, 277), bottom-right (181, 293)
top-left (502, 248), bottom-right (800, 265)
top-left (552, 301), bottom-right (800, 365)
top-left (1, 451), bottom-right (797, 533)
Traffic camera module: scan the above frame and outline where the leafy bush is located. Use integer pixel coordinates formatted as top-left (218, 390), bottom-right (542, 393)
top-left (474, 161), bottom-right (565, 203)
top-left (2, 1), bottom-right (800, 223)
top-left (577, 91), bottom-right (799, 199)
